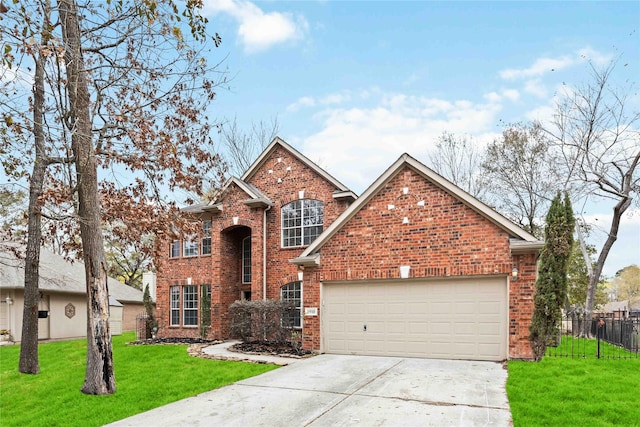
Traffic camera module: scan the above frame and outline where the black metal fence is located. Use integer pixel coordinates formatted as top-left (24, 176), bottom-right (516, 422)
top-left (546, 313), bottom-right (639, 359)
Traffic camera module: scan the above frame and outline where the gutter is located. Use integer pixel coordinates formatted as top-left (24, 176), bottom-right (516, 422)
top-left (263, 204), bottom-right (272, 300)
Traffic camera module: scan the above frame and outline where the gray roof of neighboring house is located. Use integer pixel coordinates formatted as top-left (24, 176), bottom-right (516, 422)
top-left (0, 244), bottom-right (143, 303)
top-left (600, 300), bottom-right (640, 313)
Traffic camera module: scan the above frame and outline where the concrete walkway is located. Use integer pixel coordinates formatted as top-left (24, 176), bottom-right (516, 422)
top-left (198, 340), bottom-right (305, 365)
top-left (108, 352), bottom-right (512, 427)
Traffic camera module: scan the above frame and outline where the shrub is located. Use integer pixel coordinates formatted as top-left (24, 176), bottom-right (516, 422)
top-left (229, 299), bottom-right (296, 344)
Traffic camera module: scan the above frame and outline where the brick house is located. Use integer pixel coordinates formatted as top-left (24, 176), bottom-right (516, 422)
top-left (155, 137), bottom-right (542, 361)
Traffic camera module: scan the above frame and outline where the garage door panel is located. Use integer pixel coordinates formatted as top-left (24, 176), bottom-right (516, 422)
top-left (322, 278), bottom-right (507, 361)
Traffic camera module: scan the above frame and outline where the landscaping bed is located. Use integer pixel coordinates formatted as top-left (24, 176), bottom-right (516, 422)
top-left (229, 341), bottom-right (314, 358)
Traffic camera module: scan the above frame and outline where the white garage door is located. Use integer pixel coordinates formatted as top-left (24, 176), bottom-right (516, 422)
top-left (322, 277), bottom-right (507, 361)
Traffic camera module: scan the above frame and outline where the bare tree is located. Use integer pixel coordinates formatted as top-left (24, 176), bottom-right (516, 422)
top-left (483, 123), bottom-right (563, 238)
top-left (1, 0), bottom-right (226, 391)
top-left (427, 132), bottom-right (488, 201)
top-left (221, 116), bottom-right (279, 177)
top-left (545, 61), bottom-right (640, 334)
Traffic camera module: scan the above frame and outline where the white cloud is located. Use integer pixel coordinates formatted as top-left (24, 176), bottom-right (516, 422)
top-left (502, 89), bottom-right (520, 102)
top-left (499, 55), bottom-right (575, 80)
top-left (484, 92), bottom-right (502, 103)
top-left (298, 91), bottom-right (503, 193)
top-left (576, 47), bottom-right (613, 66)
top-left (287, 96), bottom-right (316, 112)
top-left (523, 78), bottom-right (548, 98)
top-left (287, 91), bottom-right (356, 112)
top-left (204, 0), bottom-right (308, 53)
top-left (498, 48), bottom-right (612, 92)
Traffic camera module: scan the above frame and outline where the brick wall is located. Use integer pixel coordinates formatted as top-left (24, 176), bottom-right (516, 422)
top-left (300, 166), bottom-right (536, 359)
top-left (156, 143), bottom-right (350, 340)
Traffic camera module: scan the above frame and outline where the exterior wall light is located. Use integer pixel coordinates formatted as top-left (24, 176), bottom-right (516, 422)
top-left (399, 265), bottom-right (411, 279)
top-left (512, 266), bottom-right (518, 281)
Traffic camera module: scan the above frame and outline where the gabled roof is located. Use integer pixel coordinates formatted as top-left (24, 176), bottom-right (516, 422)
top-left (0, 244), bottom-right (144, 303)
top-left (212, 176), bottom-right (273, 209)
top-left (242, 137), bottom-right (353, 194)
top-left (292, 153), bottom-right (542, 266)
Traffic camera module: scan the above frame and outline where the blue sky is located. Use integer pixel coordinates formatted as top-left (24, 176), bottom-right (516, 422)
top-left (199, 1), bottom-right (640, 277)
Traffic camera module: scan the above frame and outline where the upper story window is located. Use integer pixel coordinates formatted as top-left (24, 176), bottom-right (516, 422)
top-left (202, 220), bottom-right (212, 255)
top-left (242, 236), bottom-right (251, 284)
top-left (183, 235), bottom-right (198, 257)
top-left (281, 199), bottom-right (324, 247)
top-left (170, 240), bottom-right (180, 258)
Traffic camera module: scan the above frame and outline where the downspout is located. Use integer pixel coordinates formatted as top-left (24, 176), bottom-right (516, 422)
top-left (263, 205), bottom-right (272, 300)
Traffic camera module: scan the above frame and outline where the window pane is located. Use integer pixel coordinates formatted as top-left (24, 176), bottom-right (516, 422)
top-left (170, 241), bottom-right (180, 258)
top-left (282, 200), bottom-right (323, 248)
top-left (242, 237), bottom-right (251, 284)
top-left (170, 286), bottom-right (180, 326)
top-left (281, 281), bottom-right (302, 328)
top-left (183, 237), bottom-right (198, 257)
top-left (202, 221), bottom-right (212, 255)
top-left (183, 285), bottom-right (198, 326)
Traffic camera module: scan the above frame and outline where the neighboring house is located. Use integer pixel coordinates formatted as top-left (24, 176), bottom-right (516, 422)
top-left (599, 301), bottom-right (640, 319)
top-left (156, 137), bottom-right (542, 361)
top-left (0, 245), bottom-right (145, 342)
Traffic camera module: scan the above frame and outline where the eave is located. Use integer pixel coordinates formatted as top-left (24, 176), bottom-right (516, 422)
top-left (290, 253), bottom-right (320, 267)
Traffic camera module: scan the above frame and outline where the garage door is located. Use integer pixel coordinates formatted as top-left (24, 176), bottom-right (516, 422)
top-left (322, 277), bottom-right (507, 361)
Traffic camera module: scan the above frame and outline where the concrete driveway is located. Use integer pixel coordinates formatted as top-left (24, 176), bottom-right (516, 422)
top-left (108, 355), bottom-right (511, 426)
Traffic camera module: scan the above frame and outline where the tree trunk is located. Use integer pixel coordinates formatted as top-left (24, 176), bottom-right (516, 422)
top-left (19, 12), bottom-right (50, 373)
top-left (582, 197), bottom-right (631, 337)
top-left (59, 0), bottom-right (116, 395)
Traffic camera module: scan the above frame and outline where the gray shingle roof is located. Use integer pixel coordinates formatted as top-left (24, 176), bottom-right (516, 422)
top-left (0, 244), bottom-right (143, 303)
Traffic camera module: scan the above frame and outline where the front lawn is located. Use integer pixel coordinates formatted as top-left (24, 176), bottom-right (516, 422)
top-left (0, 332), bottom-right (277, 426)
top-left (507, 341), bottom-right (640, 427)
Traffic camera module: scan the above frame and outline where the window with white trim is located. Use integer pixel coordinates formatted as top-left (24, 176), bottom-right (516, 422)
top-left (183, 236), bottom-right (198, 257)
top-left (281, 199), bottom-right (323, 247)
top-left (170, 286), bottom-right (180, 326)
top-left (242, 236), bottom-right (251, 284)
top-left (170, 240), bottom-right (180, 258)
top-left (202, 221), bottom-right (212, 255)
top-left (281, 281), bottom-right (302, 328)
top-left (183, 285), bottom-right (198, 326)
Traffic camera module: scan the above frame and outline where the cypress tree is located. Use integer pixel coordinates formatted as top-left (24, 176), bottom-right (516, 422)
top-left (529, 191), bottom-right (575, 360)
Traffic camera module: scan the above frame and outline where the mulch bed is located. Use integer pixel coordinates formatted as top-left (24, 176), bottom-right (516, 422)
top-left (229, 341), bottom-right (314, 358)
top-left (128, 338), bottom-right (315, 362)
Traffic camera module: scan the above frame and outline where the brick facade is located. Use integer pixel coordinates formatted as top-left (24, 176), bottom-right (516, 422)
top-left (156, 140), bottom-right (351, 340)
top-left (155, 139), bottom-right (540, 359)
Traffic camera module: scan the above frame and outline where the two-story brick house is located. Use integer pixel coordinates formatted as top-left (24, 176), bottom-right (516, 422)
top-left (155, 137), bottom-right (542, 360)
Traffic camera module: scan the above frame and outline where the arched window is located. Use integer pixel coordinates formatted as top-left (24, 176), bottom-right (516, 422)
top-left (281, 199), bottom-right (323, 247)
top-left (280, 281), bottom-right (302, 328)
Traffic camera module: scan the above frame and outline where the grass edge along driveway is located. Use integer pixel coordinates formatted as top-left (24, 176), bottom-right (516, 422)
top-left (0, 332), bottom-right (277, 427)
top-left (507, 347), bottom-right (640, 427)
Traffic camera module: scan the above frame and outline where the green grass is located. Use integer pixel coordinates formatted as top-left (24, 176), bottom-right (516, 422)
top-left (0, 333), bottom-right (278, 426)
top-left (507, 339), bottom-right (640, 427)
